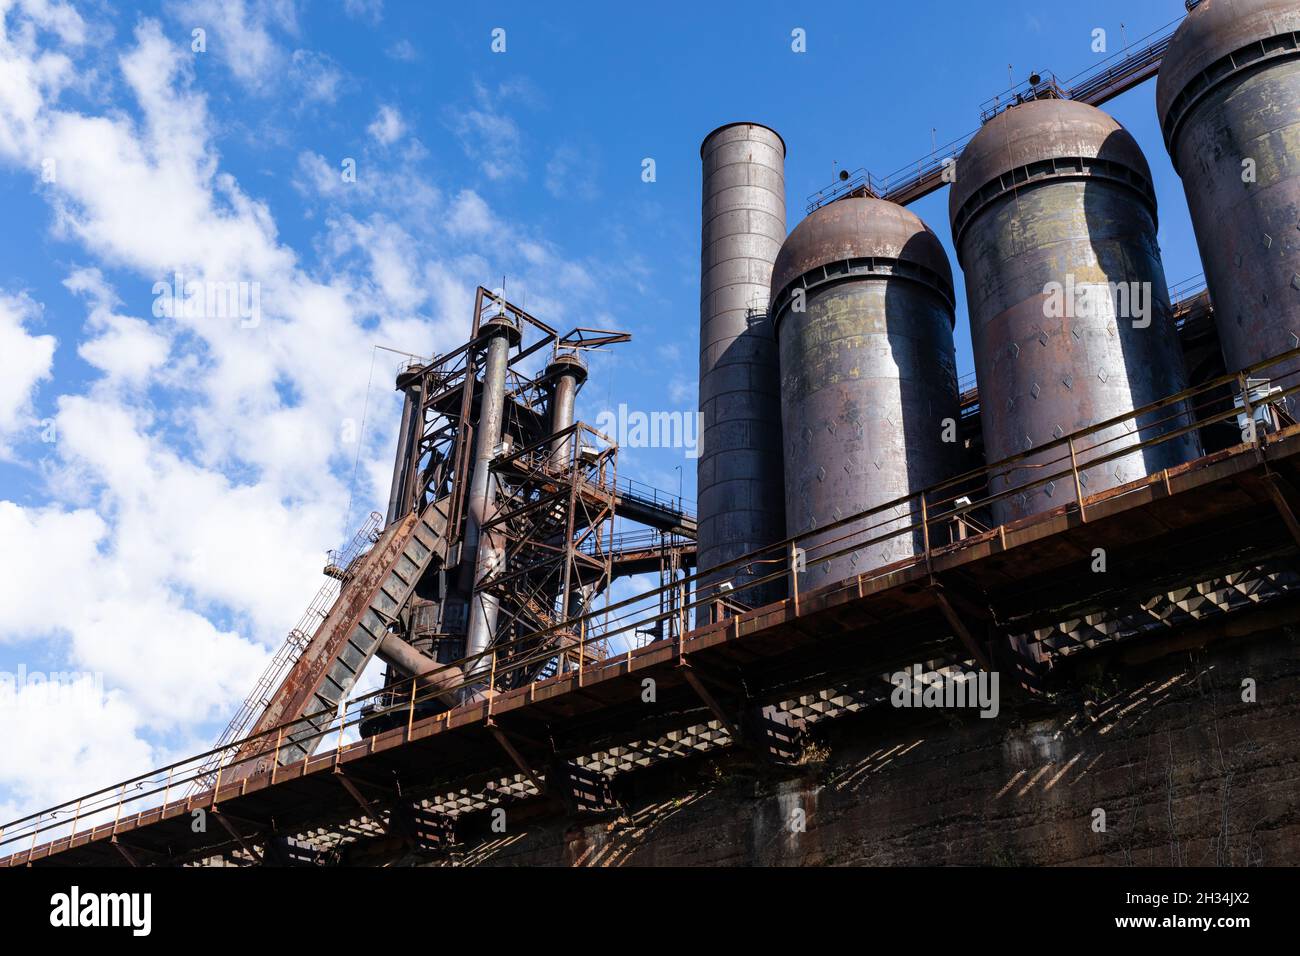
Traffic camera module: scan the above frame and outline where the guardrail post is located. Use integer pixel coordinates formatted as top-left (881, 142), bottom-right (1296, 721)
top-left (271, 730), bottom-right (283, 783)
top-left (921, 493), bottom-right (933, 577)
top-left (789, 541), bottom-right (800, 614)
top-left (70, 798), bottom-right (82, 843)
top-left (678, 580), bottom-right (687, 639)
top-left (112, 783), bottom-right (126, 834)
top-left (1068, 437), bottom-right (1087, 523)
top-left (406, 677), bottom-right (417, 737)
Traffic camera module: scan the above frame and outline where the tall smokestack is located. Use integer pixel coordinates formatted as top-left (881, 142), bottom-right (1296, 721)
top-left (698, 122), bottom-right (787, 610)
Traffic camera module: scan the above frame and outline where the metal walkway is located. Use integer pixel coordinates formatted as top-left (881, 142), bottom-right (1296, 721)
top-left (7, 347), bottom-right (1300, 866)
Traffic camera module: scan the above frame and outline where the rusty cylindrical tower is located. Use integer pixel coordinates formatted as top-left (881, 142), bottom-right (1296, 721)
top-left (698, 122), bottom-right (787, 607)
top-left (950, 98), bottom-right (1200, 524)
top-left (462, 312), bottom-right (521, 681)
top-left (1158, 0), bottom-right (1300, 411)
top-left (547, 348), bottom-right (587, 467)
top-left (770, 197), bottom-right (960, 586)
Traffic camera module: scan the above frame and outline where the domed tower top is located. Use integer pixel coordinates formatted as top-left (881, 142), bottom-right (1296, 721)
top-left (770, 196), bottom-right (954, 333)
top-left (948, 98), bottom-right (1155, 253)
top-left (1157, 0), bottom-right (1300, 149)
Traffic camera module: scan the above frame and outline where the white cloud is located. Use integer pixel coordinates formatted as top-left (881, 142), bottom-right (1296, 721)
top-left (65, 268), bottom-right (170, 387)
top-left (170, 0), bottom-right (298, 91)
top-left (367, 103), bottom-right (404, 146)
top-left (444, 188), bottom-right (497, 238)
top-left (289, 48), bottom-right (342, 105)
top-left (445, 81), bottom-right (525, 181)
top-left (0, 291), bottom-right (55, 448)
top-left (344, 0), bottom-right (383, 24)
top-left (0, 674), bottom-right (154, 815)
top-left (0, 6), bottom-right (633, 819)
top-left (386, 38), bottom-right (415, 62)
top-left (545, 144), bottom-right (599, 201)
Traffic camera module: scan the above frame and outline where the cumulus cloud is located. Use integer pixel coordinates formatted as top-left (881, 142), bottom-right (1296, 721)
top-left (169, 0), bottom-right (298, 91)
top-left (0, 4), bottom-right (630, 819)
top-left (0, 291), bottom-right (55, 448)
top-left (65, 268), bottom-right (170, 388)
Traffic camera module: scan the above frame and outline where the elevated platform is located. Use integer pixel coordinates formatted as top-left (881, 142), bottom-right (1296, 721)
top-left (7, 400), bottom-right (1300, 865)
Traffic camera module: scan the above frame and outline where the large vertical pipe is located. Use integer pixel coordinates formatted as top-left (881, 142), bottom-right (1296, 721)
top-left (1157, 0), bottom-right (1300, 414)
top-left (385, 383), bottom-right (420, 526)
top-left (698, 122), bottom-right (787, 609)
top-left (547, 349), bottom-right (589, 625)
top-left (547, 350), bottom-right (587, 469)
top-left (463, 315), bottom-right (520, 677)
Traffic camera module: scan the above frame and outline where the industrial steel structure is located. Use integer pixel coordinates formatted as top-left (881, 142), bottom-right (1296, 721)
top-left (951, 97), bottom-right (1200, 523)
top-left (1158, 0), bottom-right (1300, 417)
top-left (770, 197), bottom-right (960, 582)
top-left (698, 122), bottom-right (788, 609)
top-left (6, 0), bottom-right (1300, 867)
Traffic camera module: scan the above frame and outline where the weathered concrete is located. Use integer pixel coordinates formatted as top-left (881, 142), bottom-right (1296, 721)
top-left (425, 628), bottom-right (1300, 866)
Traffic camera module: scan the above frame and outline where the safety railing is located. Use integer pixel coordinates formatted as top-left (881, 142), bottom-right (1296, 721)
top-left (807, 14), bottom-right (1187, 212)
top-left (187, 511), bottom-right (384, 794)
top-left (615, 476), bottom-right (694, 521)
top-left (1169, 273), bottom-right (1209, 310)
top-left (6, 345), bottom-right (1300, 864)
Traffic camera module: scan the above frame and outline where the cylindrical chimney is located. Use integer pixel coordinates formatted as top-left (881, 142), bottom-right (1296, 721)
top-left (698, 122), bottom-right (787, 608)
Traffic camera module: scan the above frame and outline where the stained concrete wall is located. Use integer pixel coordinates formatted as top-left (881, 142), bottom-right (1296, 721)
top-left (424, 627), bottom-right (1300, 866)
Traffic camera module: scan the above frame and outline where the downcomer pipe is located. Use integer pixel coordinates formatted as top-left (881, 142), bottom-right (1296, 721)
top-left (698, 122), bottom-right (787, 609)
top-left (385, 382), bottom-right (420, 526)
top-left (463, 313), bottom-right (520, 678)
top-left (547, 350), bottom-right (588, 468)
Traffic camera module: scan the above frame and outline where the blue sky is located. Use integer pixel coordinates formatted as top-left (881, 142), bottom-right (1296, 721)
top-left (0, 0), bottom-right (1203, 817)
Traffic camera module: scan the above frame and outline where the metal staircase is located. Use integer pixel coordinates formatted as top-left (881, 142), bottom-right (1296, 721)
top-left (223, 497), bottom-right (453, 779)
top-left (191, 512), bottom-right (384, 793)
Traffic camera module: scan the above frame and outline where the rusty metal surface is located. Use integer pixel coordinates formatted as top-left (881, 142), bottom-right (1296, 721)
top-left (546, 351), bottom-right (586, 466)
top-left (386, 387), bottom-right (420, 526)
top-left (951, 99), bottom-right (1200, 523)
top-left (771, 198), bottom-right (959, 583)
top-left (698, 122), bottom-right (787, 606)
top-left (463, 319), bottom-right (516, 676)
top-left (12, 422), bottom-right (1300, 867)
top-left (1156, 0), bottom-right (1300, 135)
top-left (949, 98), bottom-right (1156, 241)
top-left (225, 511), bottom-right (421, 777)
top-left (1157, 0), bottom-right (1300, 410)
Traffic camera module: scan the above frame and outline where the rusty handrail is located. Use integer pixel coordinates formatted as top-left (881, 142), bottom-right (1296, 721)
top-left (4, 343), bottom-right (1300, 862)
